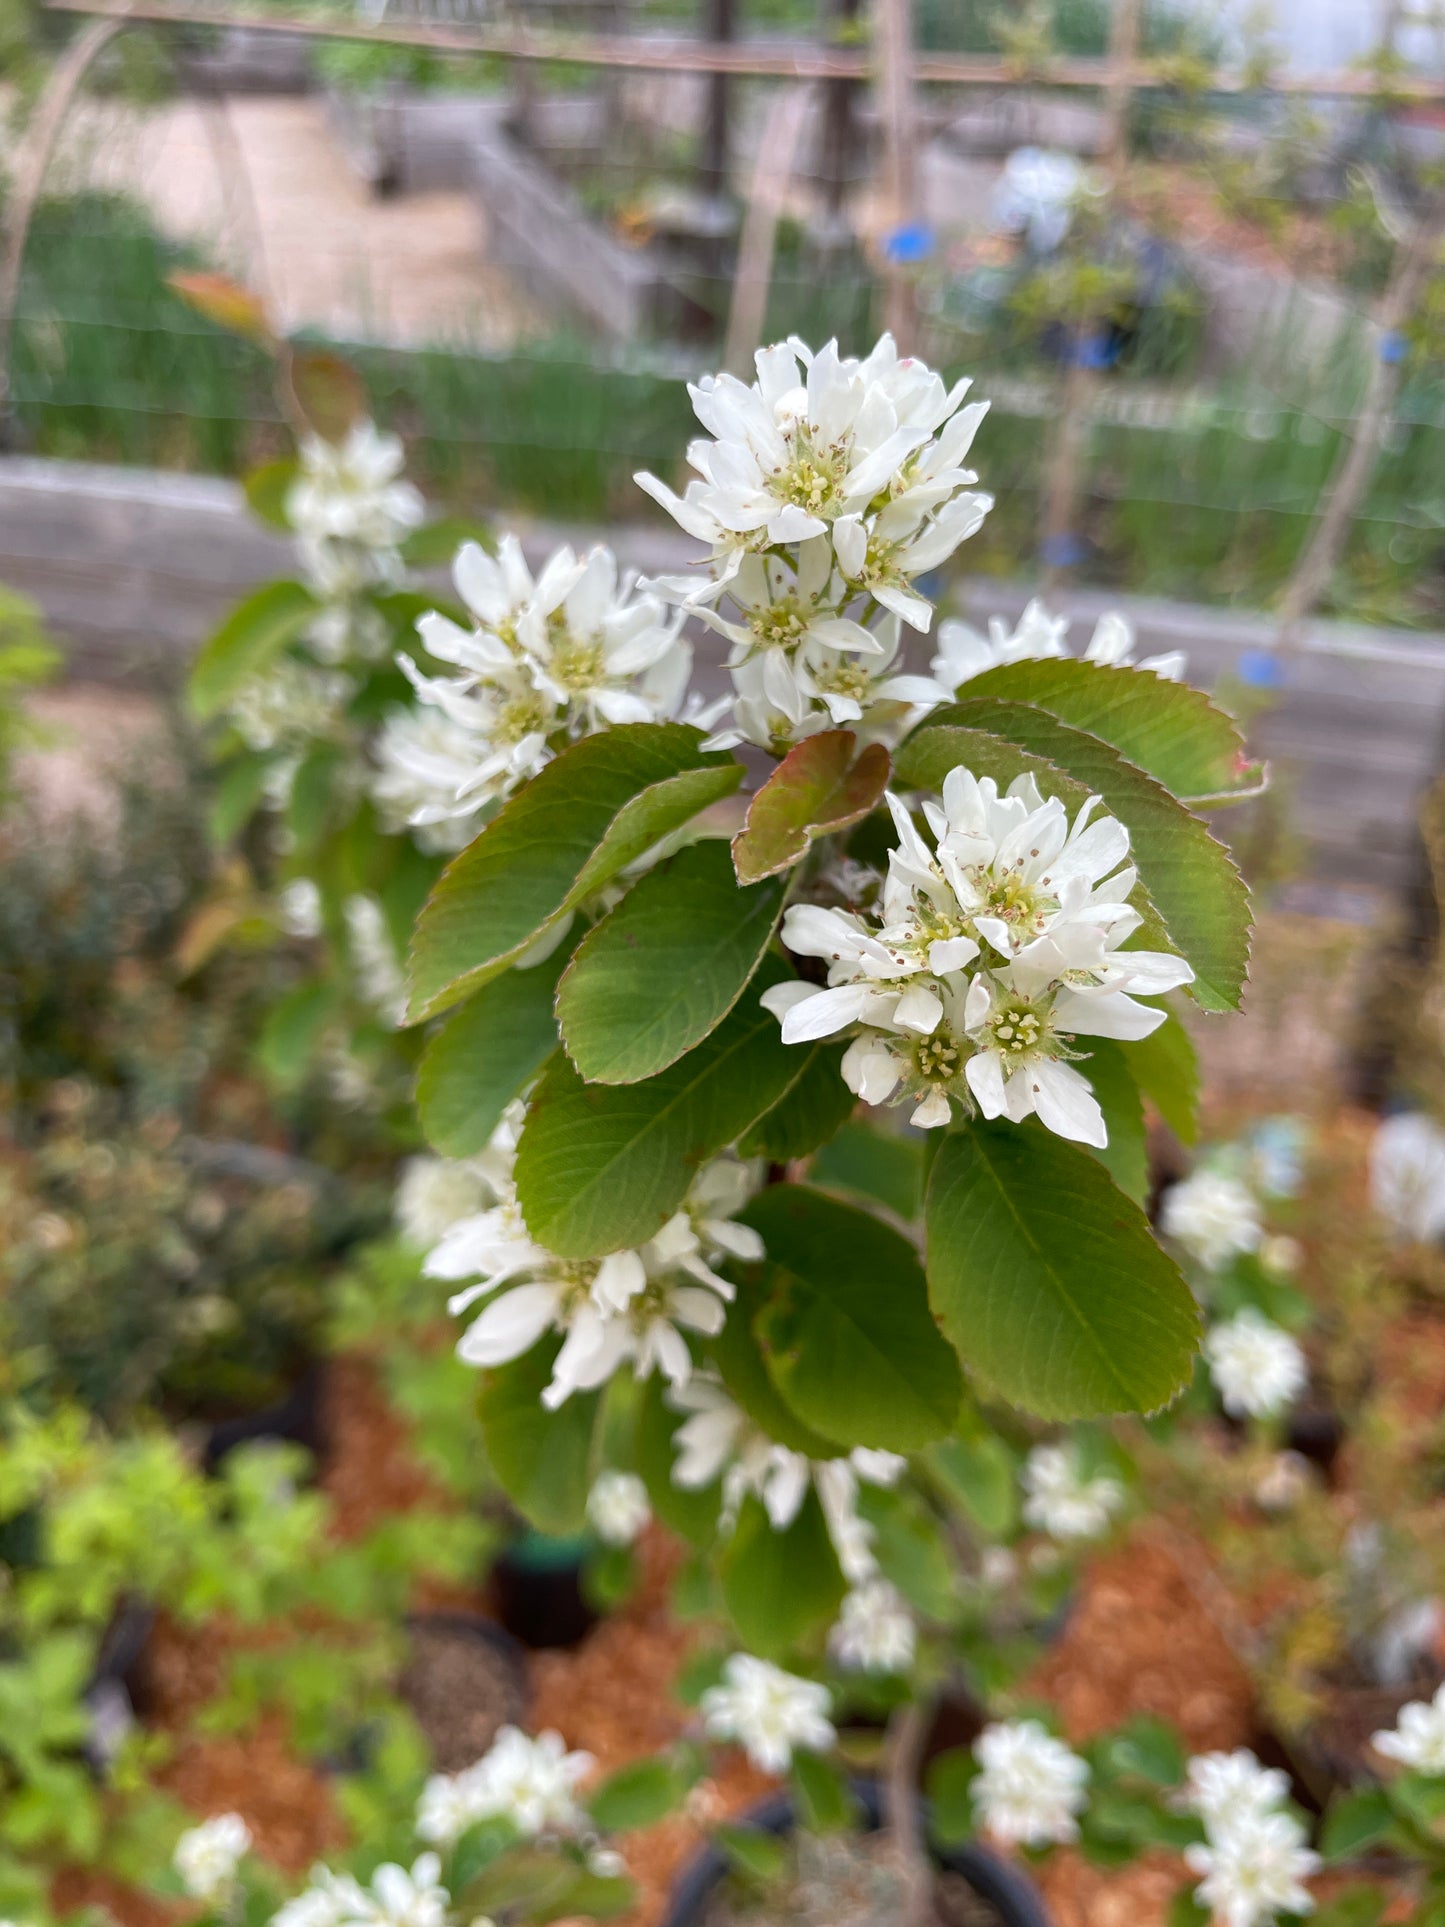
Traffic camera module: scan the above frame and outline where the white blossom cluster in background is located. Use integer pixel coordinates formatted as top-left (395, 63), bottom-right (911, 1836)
top-left (701, 1653), bottom-right (836, 1773)
top-left (932, 597), bottom-right (1186, 688)
top-left (762, 773), bottom-right (1193, 1146)
top-left (1161, 1168), bottom-right (1264, 1272)
top-left (1204, 1309), bottom-right (1307, 1421)
top-left (415, 1726), bottom-right (595, 1848)
top-left (420, 1108), bottom-right (764, 1410)
top-left (636, 336), bottom-right (992, 751)
top-left (1372, 1680), bottom-right (1445, 1775)
top-left (173, 1812), bottom-right (253, 1904)
top-left (667, 1372), bottom-right (905, 1584)
top-left (1181, 1750), bottom-right (1319, 1927)
top-left (586, 1470), bottom-right (652, 1548)
top-left (971, 1719), bottom-right (1090, 1847)
top-left (1021, 1441), bottom-right (1126, 1543)
top-left (1370, 1111), bottom-right (1445, 1246)
top-left (828, 1577), bottom-right (916, 1675)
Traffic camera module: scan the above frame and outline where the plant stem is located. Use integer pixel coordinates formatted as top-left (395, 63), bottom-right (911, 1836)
top-left (885, 1693), bottom-right (935, 1927)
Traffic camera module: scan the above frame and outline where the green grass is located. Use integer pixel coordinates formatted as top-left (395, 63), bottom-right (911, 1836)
top-left (12, 190), bottom-right (1445, 625)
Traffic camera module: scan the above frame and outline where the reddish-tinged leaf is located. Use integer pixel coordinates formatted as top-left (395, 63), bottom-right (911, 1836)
top-left (286, 349), bottom-right (367, 443)
top-left (168, 272), bottom-right (274, 346)
top-left (732, 731), bottom-right (891, 885)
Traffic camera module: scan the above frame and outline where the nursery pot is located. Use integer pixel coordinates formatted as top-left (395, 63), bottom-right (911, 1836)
top-left (83, 1599), bottom-right (157, 1776)
top-left (659, 1779), bottom-right (1054, 1927)
top-left (398, 1610), bottom-right (530, 1775)
top-left (202, 1356), bottom-right (328, 1474)
top-left (490, 1530), bottom-right (599, 1649)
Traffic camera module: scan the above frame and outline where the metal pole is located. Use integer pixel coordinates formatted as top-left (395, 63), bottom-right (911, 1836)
top-left (701, 0), bottom-right (736, 204)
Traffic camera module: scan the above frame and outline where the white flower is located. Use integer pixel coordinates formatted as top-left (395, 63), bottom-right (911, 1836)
top-left (1183, 1751), bottom-right (1292, 1835)
top-left (829, 1580), bottom-right (916, 1674)
top-left (1205, 1311), bottom-right (1307, 1420)
top-left (402, 535), bottom-right (689, 811)
top-left (1022, 1442), bottom-right (1125, 1543)
top-left (932, 600), bottom-right (1185, 691)
top-left (586, 1470), bottom-right (651, 1547)
top-left (364, 1855), bottom-right (448, 1927)
top-left (701, 1654), bottom-right (835, 1774)
top-left (174, 1813), bottom-right (252, 1902)
top-left (287, 420), bottom-right (424, 554)
top-left (344, 894), bottom-right (407, 1026)
top-left (427, 1156), bottom-right (760, 1409)
top-left (972, 1720), bottom-right (1089, 1848)
top-left (1373, 1682), bottom-right (1445, 1774)
top-left (1161, 1169), bottom-right (1264, 1271)
top-left (417, 1727), bottom-right (593, 1845)
top-left (278, 877), bottom-right (323, 939)
top-left (1370, 1112), bottom-right (1445, 1245)
top-left (667, 1375), bottom-right (903, 1582)
top-left (229, 660), bottom-right (352, 754)
top-left (395, 1155), bottom-right (494, 1249)
top-left (369, 707), bottom-right (491, 853)
top-left (272, 1868), bottom-right (372, 1927)
top-left (1185, 1810), bottom-right (1319, 1927)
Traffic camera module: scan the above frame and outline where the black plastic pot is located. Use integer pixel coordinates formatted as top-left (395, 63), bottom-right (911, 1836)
top-left (202, 1357), bottom-right (327, 1474)
top-left (659, 1780), bottom-right (1054, 1927)
top-left (490, 1531), bottom-right (599, 1649)
top-left (83, 1600), bottom-right (157, 1776)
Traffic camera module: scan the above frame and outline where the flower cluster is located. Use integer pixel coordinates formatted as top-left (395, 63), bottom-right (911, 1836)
top-left (422, 1115), bottom-right (764, 1410)
top-left (1181, 1750), bottom-right (1319, 1927)
top-left (1021, 1441), bottom-right (1126, 1543)
top-left (638, 336), bottom-right (991, 748)
top-left (1370, 1111), bottom-right (1445, 1246)
top-left (1161, 1167), bottom-right (1264, 1271)
top-left (1373, 1681), bottom-right (1445, 1775)
top-left (395, 536), bottom-right (695, 827)
top-left (586, 1470), bottom-right (651, 1548)
top-left (667, 1373), bottom-right (904, 1582)
top-left (287, 419), bottom-right (425, 609)
top-left (971, 1720), bottom-right (1090, 1848)
top-left (828, 1578), bottom-right (916, 1675)
top-left (701, 1653), bottom-right (836, 1774)
top-left (415, 1726), bottom-right (594, 1848)
top-left (762, 768), bottom-right (1193, 1145)
top-left (1204, 1309), bottom-right (1307, 1421)
top-left (173, 1812), bottom-right (252, 1904)
top-left (932, 597), bottom-right (1186, 691)
top-left (274, 1855), bottom-right (448, 1927)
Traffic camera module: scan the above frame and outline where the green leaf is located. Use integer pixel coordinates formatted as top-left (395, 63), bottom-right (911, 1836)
top-left (926, 1748), bottom-right (978, 1847)
top-left (634, 1375), bottom-right (721, 1547)
top-left (287, 743), bottom-right (343, 852)
top-left (243, 457), bottom-right (297, 530)
top-left (743, 1186), bottom-right (962, 1452)
top-left (1123, 1016), bottom-right (1199, 1146)
top-left (416, 948), bottom-right (569, 1157)
top-left (209, 752), bottom-right (276, 843)
top-left (557, 839), bottom-right (784, 1084)
top-left (790, 1751), bottom-right (857, 1833)
top-left (188, 580), bottom-right (318, 721)
top-left (713, 1269), bottom-right (846, 1460)
top-left (1083, 1039), bottom-right (1148, 1205)
top-left (476, 1342), bottom-right (601, 1533)
top-left (1307, 1890), bottom-right (1387, 1927)
top-left (855, 1483), bottom-right (957, 1619)
top-left (739, 1041), bottom-right (855, 1161)
top-left (717, 1826), bottom-right (788, 1883)
top-left (406, 725), bottom-right (743, 1021)
top-left (588, 1757), bottom-right (689, 1832)
top-left (925, 1118), bottom-right (1202, 1419)
top-left (513, 958), bottom-right (801, 1258)
top-left (448, 1818), bottom-right (519, 1894)
top-left (1098, 1716), bottom-right (1187, 1788)
top-left (957, 658), bottom-right (1255, 803)
top-left (720, 1491), bottom-right (845, 1656)
top-left (1320, 1788), bottom-right (1396, 1862)
top-left (811, 1119), bottom-right (925, 1220)
top-left (732, 729), bottom-right (891, 885)
top-left (402, 517), bottom-right (493, 568)
top-left (1168, 1889), bottom-right (1212, 1927)
top-left (532, 1871), bottom-right (634, 1923)
top-left (923, 1434), bottom-right (1019, 1541)
top-left (905, 704), bottom-right (1251, 1013)
top-left (256, 979), bottom-right (339, 1089)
